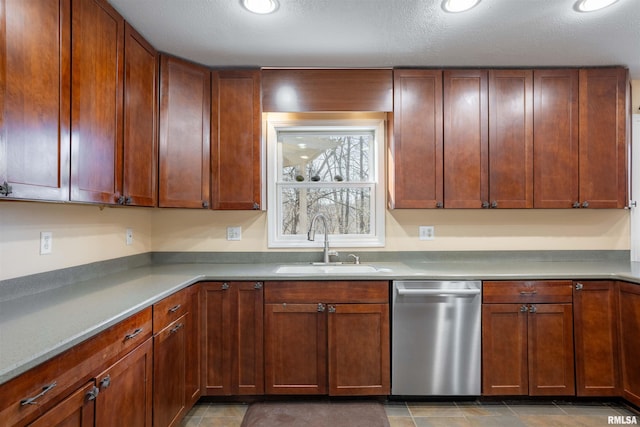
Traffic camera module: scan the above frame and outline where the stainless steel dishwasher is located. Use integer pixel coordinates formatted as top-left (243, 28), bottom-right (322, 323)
top-left (391, 280), bottom-right (481, 396)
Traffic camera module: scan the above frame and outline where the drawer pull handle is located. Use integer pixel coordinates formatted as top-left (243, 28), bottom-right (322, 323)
top-left (170, 323), bottom-right (184, 334)
top-left (86, 386), bottom-right (100, 402)
top-left (21, 381), bottom-right (57, 406)
top-left (168, 304), bottom-right (181, 313)
top-left (124, 328), bottom-right (143, 341)
top-left (519, 290), bottom-right (537, 295)
top-left (100, 375), bottom-right (111, 390)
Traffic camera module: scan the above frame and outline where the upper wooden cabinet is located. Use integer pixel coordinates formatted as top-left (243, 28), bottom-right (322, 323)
top-left (533, 69), bottom-right (580, 208)
top-left (390, 70), bottom-right (444, 208)
top-left (122, 24), bottom-right (158, 207)
top-left (443, 69), bottom-right (489, 208)
top-left (0, 0), bottom-right (71, 201)
top-left (262, 69), bottom-right (393, 112)
top-left (70, 0), bottom-right (124, 204)
top-left (488, 69), bottom-right (533, 208)
top-left (578, 67), bottom-right (628, 208)
top-left (159, 55), bottom-right (211, 208)
top-left (211, 70), bottom-right (262, 210)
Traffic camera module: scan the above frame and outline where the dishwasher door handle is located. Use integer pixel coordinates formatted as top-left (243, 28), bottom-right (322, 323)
top-left (396, 288), bottom-right (481, 296)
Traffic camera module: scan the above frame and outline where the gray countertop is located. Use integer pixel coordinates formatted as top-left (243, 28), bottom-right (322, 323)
top-left (2, 259), bottom-right (640, 386)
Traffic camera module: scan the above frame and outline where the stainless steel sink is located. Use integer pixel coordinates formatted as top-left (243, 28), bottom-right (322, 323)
top-left (274, 264), bottom-right (388, 274)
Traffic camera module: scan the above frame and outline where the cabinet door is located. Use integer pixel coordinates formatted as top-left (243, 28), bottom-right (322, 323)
top-left (573, 281), bottom-right (621, 396)
top-left (390, 70), bottom-right (443, 209)
top-left (619, 282), bottom-right (640, 407)
top-left (202, 282), bottom-right (263, 396)
top-left (328, 303), bottom-right (390, 396)
top-left (28, 381), bottom-right (96, 427)
top-left (185, 286), bottom-right (202, 407)
top-left (264, 303), bottom-right (327, 394)
top-left (70, 0), bottom-right (124, 204)
top-left (158, 55), bottom-right (211, 208)
top-left (488, 70), bottom-right (533, 208)
top-left (527, 303), bottom-right (575, 396)
top-left (153, 317), bottom-right (186, 427)
top-left (122, 23), bottom-right (158, 207)
top-left (443, 69), bottom-right (489, 208)
top-left (1, 0), bottom-right (71, 201)
top-left (211, 70), bottom-right (262, 210)
top-left (533, 69), bottom-right (579, 208)
top-left (578, 67), bottom-right (628, 208)
top-left (482, 303), bottom-right (528, 395)
top-left (95, 338), bottom-right (153, 427)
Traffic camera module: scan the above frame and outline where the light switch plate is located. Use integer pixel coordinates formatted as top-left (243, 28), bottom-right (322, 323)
top-left (227, 226), bottom-right (242, 241)
top-left (126, 228), bottom-right (133, 246)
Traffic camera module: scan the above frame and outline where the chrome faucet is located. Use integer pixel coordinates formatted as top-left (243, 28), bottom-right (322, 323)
top-left (307, 213), bottom-right (338, 264)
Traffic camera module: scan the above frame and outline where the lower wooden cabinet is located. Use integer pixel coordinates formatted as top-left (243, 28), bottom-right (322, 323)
top-left (152, 286), bottom-right (201, 427)
top-left (619, 281), bottom-right (640, 407)
top-left (482, 281), bottom-right (575, 396)
top-left (27, 381), bottom-right (96, 427)
top-left (573, 281), bottom-right (621, 396)
top-left (95, 338), bottom-right (153, 427)
top-left (202, 282), bottom-right (264, 396)
top-left (264, 281), bottom-right (390, 396)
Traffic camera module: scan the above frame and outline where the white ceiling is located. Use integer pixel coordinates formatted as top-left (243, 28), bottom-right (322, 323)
top-left (108, 0), bottom-right (640, 79)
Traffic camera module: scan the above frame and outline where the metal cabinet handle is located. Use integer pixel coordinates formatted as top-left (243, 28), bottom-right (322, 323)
top-left (20, 381), bottom-right (57, 406)
top-left (317, 303), bottom-right (326, 312)
top-left (222, 282), bottom-right (230, 290)
top-left (168, 304), bottom-right (181, 313)
top-left (328, 305), bottom-right (336, 313)
top-left (86, 386), bottom-right (100, 402)
top-left (170, 323), bottom-right (184, 334)
top-left (481, 201), bottom-right (490, 208)
top-left (582, 201), bottom-right (589, 208)
top-left (490, 200), bottom-right (498, 208)
top-left (253, 202), bottom-right (260, 210)
top-left (100, 375), bottom-right (111, 390)
top-left (117, 195), bottom-right (126, 205)
top-left (520, 305), bottom-right (528, 312)
top-left (0, 181), bottom-right (13, 196)
top-left (254, 282), bottom-right (263, 289)
top-left (572, 201), bottom-right (580, 208)
top-left (124, 328), bottom-right (143, 341)
top-left (529, 305), bottom-right (537, 313)
top-left (519, 290), bottom-right (537, 295)
top-left (202, 201), bottom-right (209, 208)
top-left (575, 282), bottom-right (584, 290)
top-left (436, 201), bottom-right (443, 208)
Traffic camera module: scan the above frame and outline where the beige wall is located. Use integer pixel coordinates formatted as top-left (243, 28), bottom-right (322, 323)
top-left (0, 203), bottom-right (153, 280)
top-left (151, 208), bottom-right (630, 253)
top-left (0, 202), bottom-right (629, 281)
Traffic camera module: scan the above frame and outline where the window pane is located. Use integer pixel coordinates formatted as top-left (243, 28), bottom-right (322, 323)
top-left (280, 186), bottom-right (372, 236)
top-left (279, 132), bottom-right (372, 183)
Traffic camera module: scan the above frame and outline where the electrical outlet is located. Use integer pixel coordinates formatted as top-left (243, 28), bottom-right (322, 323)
top-left (126, 228), bottom-right (133, 246)
top-left (419, 226), bottom-right (435, 241)
top-left (40, 231), bottom-right (53, 255)
top-left (227, 226), bottom-right (242, 241)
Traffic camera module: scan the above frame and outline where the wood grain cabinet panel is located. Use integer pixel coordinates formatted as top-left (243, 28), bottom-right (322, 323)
top-left (573, 281), bottom-right (621, 396)
top-left (122, 23), bottom-right (158, 207)
top-left (70, 0), bottom-right (124, 204)
top-left (159, 55), bottom-right (211, 208)
top-left (533, 69), bottom-right (579, 208)
top-left (488, 70), bottom-right (533, 208)
top-left (578, 67), bottom-right (628, 208)
top-left (202, 282), bottom-right (264, 396)
top-left (390, 70), bottom-right (444, 208)
top-left (0, 0), bottom-right (71, 201)
top-left (211, 70), bottom-right (262, 210)
top-left (28, 381), bottom-right (96, 427)
top-left (443, 70), bottom-right (489, 208)
top-left (619, 282), bottom-right (640, 407)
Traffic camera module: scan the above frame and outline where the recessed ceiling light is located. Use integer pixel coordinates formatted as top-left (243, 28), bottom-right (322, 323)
top-left (242, 0), bottom-right (279, 14)
top-left (574, 0), bottom-right (619, 12)
top-left (442, 0), bottom-right (481, 13)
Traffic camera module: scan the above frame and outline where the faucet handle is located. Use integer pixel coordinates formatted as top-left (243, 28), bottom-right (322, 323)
top-left (348, 254), bottom-right (360, 264)
top-left (327, 250), bottom-right (339, 259)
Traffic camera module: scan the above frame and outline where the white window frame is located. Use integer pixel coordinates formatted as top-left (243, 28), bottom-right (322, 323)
top-left (266, 113), bottom-right (386, 248)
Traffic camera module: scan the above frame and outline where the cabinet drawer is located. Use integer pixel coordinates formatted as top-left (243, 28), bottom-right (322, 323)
top-left (483, 281), bottom-right (573, 304)
top-left (153, 288), bottom-right (190, 333)
top-left (0, 307), bottom-right (151, 427)
top-left (265, 281), bottom-right (389, 304)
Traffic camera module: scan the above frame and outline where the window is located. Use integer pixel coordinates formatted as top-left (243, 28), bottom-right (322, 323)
top-left (266, 114), bottom-right (386, 248)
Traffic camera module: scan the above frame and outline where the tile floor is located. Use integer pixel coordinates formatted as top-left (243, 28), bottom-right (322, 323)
top-left (180, 400), bottom-right (640, 427)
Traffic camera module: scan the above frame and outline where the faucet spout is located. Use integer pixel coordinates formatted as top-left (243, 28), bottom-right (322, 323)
top-left (307, 213), bottom-right (338, 264)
